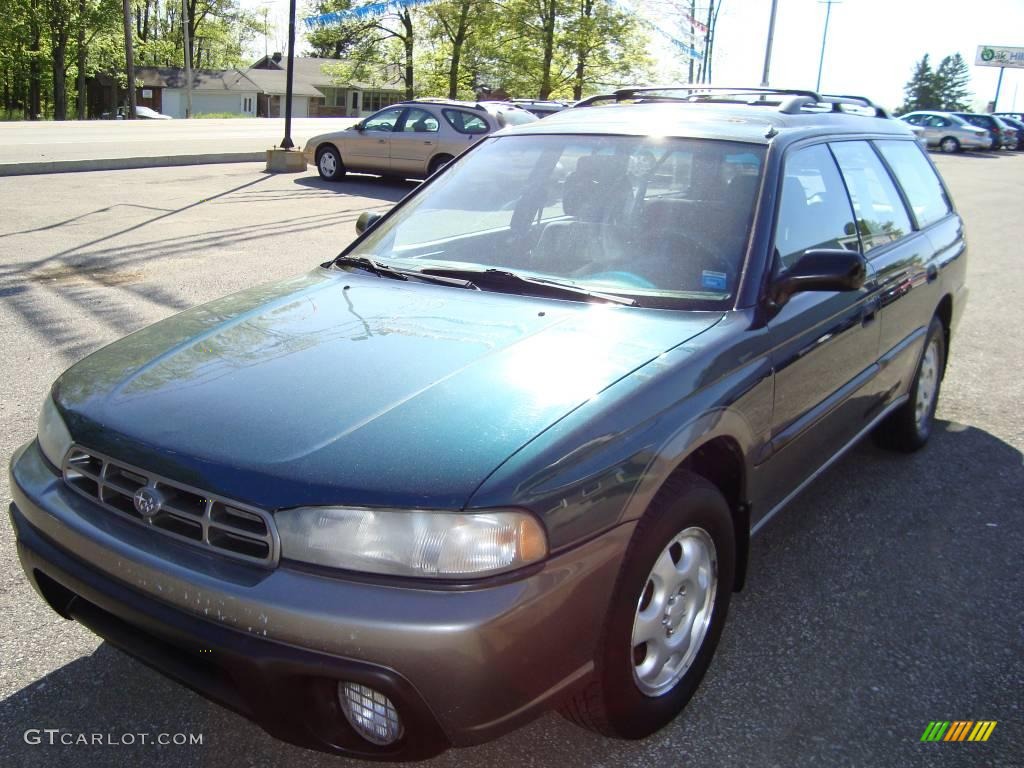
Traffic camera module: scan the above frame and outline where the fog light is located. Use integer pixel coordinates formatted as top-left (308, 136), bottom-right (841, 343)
top-left (338, 682), bottom-right (404, 746)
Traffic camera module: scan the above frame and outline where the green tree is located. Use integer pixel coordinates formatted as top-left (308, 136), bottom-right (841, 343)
top-left (935, 53), bottom-right (971, 111)
top-left (311, 1), bottom-right (418, 97)
top-left (899, 54), bottom-right (940, 113)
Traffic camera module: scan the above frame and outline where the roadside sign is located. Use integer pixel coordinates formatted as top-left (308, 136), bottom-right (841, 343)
top-left (976, 45), bottom-right (1024, 69)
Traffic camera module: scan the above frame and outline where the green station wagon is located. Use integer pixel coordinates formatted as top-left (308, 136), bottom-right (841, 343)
top-left (10, 87), bottom-right (966, 759)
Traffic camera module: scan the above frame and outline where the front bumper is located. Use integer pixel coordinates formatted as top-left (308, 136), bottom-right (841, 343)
top-left (9, 441), bottom-right (633, 759)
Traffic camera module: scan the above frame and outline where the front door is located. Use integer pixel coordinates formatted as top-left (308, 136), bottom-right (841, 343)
top-left (761, 143), bottom-right (882, 512)
top-left (828, 139), bottom-right (930, 408)
top-left (342, 106), bottom-right (405, 173)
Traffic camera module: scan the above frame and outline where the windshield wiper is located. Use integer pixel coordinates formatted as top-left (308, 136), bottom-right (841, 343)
top-left (333, 256), bottom-right (477, 290)
top-left (417, 267), bottom-right (638, 306)
top-left (334, 255), bottom-right (408, 280)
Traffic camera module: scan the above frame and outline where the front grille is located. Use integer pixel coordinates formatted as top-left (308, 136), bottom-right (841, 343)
top-left (62, 446), bottom-right (279, 567)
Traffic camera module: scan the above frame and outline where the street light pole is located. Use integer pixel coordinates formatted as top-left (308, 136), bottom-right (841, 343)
top-left (760, 0), bottom-right (779, 86)
top-left (182, 0), bottom-right (193, 118)
top-left (816, 0), bottom-right (840, 93)
top-left (280, 0), bottom-right (297, 149)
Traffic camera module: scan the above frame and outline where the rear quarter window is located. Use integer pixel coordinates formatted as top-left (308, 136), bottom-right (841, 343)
top-left (442, 109), bottom-right (489, 134)
top-left (874, 140), bottom-right (952, 228)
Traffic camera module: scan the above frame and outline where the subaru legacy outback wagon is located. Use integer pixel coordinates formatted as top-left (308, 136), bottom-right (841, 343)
top-left (10, 87), bottom-right (966, 760)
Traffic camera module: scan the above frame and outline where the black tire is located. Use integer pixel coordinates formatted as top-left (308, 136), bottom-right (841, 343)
top-left (873, 316), bottom-right (946, 453)
top-left (428, 154), bottom-right (454, 176)
top-left (315, 145), bottom-right (345, 181)
top-left (561, 470), bottom-right (735, 739)
top-left (938, 136), bottom-right (960, 154)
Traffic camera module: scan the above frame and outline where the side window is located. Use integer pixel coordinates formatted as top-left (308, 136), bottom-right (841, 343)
top-left (364, 107), bottom-right (404, 132)
top-left (874, 140), bottom-right (952, 228)
top-left (775, 144), bottom-right (859, 269)
top-left (400, 108), bottom-right (439, 133)
top-left (442, 109), bottom-right (489, 135)
top-left (932, 116), bottom-right (950, 128)
top-left (903, 115), bottom-right (922, 126)
top-left (830, 141), bottom-right (913, 253)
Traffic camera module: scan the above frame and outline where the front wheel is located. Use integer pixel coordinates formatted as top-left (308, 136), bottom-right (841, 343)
top-left (561, 471), bottom-right (735, 738)
top-left (873, 316), bottom-right (945, 452)
top-left (939, 136), bottom-right (960, 154)
top-left (316, 146), bottom-right (345, 181)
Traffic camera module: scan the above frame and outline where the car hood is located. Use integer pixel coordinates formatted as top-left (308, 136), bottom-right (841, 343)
top-left (54, 269), bottom-right (722, 510)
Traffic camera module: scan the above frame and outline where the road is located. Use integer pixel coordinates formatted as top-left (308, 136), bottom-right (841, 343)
top-left (0, 156), bottom-right (1021, 767)
top-left (0, 118), bottom-right (356, 173)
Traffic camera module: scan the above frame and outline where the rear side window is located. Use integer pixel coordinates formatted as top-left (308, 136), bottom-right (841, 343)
top-left (830, 141), bottom-right (912, 253)
top-left (775, 144), bottom-right (859, 269)
top-left (874, 140), bottom-right (952, 228)
top-left (442, 109), bottom-right (488, 134)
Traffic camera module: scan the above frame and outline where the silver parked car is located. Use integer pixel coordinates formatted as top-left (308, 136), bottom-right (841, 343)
top-left (303, 99), bottom-right (537, 180)
top-left (899, 111), bottom-right (991, 153)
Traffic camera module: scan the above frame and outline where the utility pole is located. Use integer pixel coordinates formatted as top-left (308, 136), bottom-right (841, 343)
top-left (761, 0), bottom-right (779, 86)
top-left (688, 0), bottom-right (696, 84)
top-left (182, 0), bottom-right (193, 118)
top-left (263, 8), bottom-right (269, 60)
top-left (280, 0), bottom-right (297, 149)
top-left (816, 0), bottom-right (841, 93)
top-left (122, 0), bottom-right (136, 118)
top-left (992, 67), bottom-right (1005, 112)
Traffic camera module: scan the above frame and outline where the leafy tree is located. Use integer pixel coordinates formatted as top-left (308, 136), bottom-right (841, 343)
top-left (935, 53), bottom-right (971, 111)
top-left (899, 54), bottom-right (940, 113)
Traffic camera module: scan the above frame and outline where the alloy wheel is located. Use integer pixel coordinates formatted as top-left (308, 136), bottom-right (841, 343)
top-left (631, 526), bottom-right (717, 697)
top-left (915, 338), bottom-right (940, 432)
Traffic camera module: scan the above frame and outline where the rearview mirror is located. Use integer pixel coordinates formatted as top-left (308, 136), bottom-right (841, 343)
top-left (355, 210), bottom-right (384, 234)
top-left (769, 248), bottom-right (866, 307)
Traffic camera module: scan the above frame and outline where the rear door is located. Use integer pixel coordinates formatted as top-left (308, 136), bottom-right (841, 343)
top-left (762, 143), bottom-right (881, 510)
top-left (388, 107), bottom-right (442, 176)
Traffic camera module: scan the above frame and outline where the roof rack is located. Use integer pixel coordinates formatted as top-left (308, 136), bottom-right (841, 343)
top-left (573, 86), bottom-right (890, 118)
top-left (400, 97), bottom-right (487, 112)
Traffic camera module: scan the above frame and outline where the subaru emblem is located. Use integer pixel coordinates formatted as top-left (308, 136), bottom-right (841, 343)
top-left (133, 486), bottom-right (163, 518)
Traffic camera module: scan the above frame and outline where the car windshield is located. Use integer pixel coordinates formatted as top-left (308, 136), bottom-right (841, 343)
top-left (346, 134), bottom-right (764, 309)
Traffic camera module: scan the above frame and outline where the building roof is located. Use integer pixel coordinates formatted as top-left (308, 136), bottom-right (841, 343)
top-left (241, 68), bottom-right (323, 97)
top-left (136, 58), bottom-right (404, 98)
top-left (249, 55), bottom-right (404, 92)
top-left (135, 67), bottom-right (258, 92)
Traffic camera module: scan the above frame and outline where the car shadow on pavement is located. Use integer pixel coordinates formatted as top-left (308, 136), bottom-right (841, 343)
top-left (2, 420), bottom-right (1021, 768)
top-left (294, 174), bottom-right (418, 203)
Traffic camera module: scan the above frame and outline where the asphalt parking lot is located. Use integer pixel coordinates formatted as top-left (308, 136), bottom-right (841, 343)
top-left (1, 156), bottom-right (1021, 767)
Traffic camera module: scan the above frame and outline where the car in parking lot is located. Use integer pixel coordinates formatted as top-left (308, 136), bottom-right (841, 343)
top-left (508, 98), bottom-right (571, 117)
top-left (10, 86), bottom-right (966, 761)
top-left (303, 98), bottom-right (537, 180)
top-left (899, 111), bottom-right (991, 152)
top-left (952, 112), bottom-right (1016, 149)
top-left (992, 114), bottom-right (1024, 150)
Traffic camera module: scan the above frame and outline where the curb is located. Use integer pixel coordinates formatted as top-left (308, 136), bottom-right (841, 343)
top-left (0, 152), bottom-right (266, 177)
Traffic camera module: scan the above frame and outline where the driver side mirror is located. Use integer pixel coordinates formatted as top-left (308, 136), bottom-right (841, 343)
top-left (351, 122), bottom-right (365, 132)
top-left (355, 210), bottom-right (385, 234)
top-left (768, 248), bottom-right (866, 307)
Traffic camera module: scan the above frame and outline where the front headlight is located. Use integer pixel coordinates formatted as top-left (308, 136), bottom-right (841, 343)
top-left (276, 507), bottom-right (548, 578)
top-left (37, 395), bottom-right (73, 469)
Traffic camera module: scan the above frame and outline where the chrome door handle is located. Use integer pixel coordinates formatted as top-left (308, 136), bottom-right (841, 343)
top-left (423, 140), bottom-right (434, 145)
top-left (377, 139), bottom-right (386, 144)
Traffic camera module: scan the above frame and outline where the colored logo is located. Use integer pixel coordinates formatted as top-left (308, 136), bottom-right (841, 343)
top-left (920, 721), bottom-right (997, 742)
top-left (981, 47), bottom-right (996, 62)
